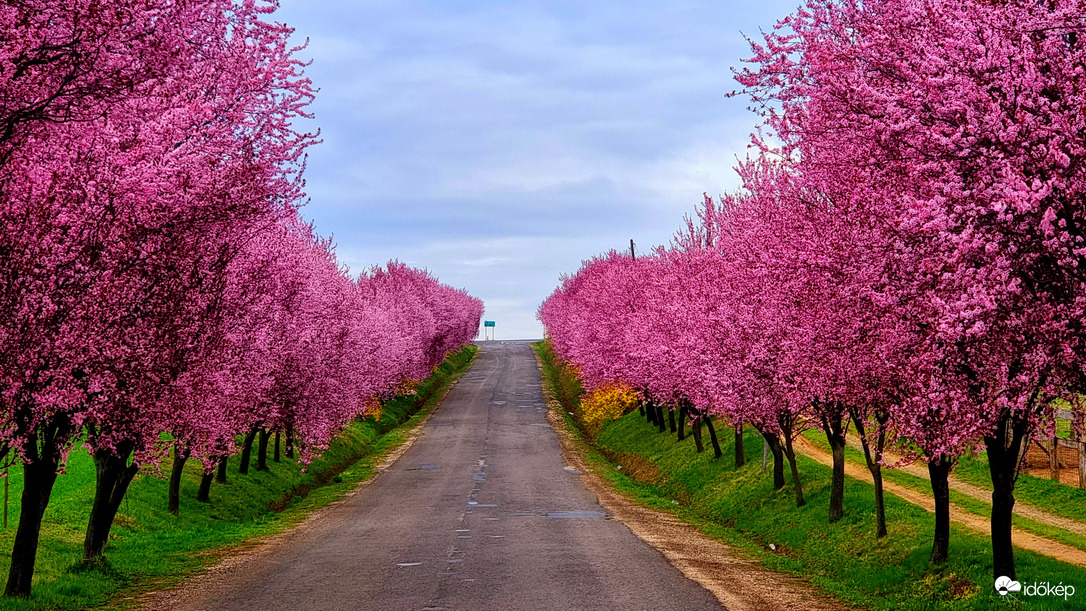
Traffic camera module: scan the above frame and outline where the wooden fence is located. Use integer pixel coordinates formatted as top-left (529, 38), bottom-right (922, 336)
top-left (1031, 408), bottom-right (1086, 490)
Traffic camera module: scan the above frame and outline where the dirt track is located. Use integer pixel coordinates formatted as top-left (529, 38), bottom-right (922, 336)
top-left (794, 436), bottom-right (1086, 568)
top-left (837, 437), bottom-right (1086, 540)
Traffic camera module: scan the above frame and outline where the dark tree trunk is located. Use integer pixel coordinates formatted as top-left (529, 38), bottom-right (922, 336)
top-left (196, 469), bottom-right (214, 502)
top-left (256, 427), bottom-right (269, 471)
top-left (677, 404), bottom-right (686, 441)
top-left (285, 423), bottom-right (295, 459)
top-left (851, 407), bottom-right (889, 538)
top-left (985, 414), bottom-right (1029, 580)
top-left (692, 417), bottom-right (705, 453)
top-left (638, 401), bottom-right (645, 417)
top-left (774, 442), bottom-right (784, 488)
top-left (734, 424), bottom-right (745, 468)
top-left (168, 442), bottom-right (190, 516)
top-left (6, 428), bottom-right (65, 597)
top-left (703, 416), bottom-right (723, 459)
top-left (828, 436), bottom-right (846, 522)
top-left (871, 460), bottom-right (887, 536)
top-left (239, 426), bottom-right (259, 474)
top-left (778, 414), bottom-right (804, 506)
top-left (274, 430), bottom-right (281, 463)
top-left (667, 406), bottom-right (676, 433)
top-left (216, 455), bottom-right (228, 483)
top-left (8, 462), bottom-right (58, 597)
top-left (759, 429), bottom-right (786, 490)
top-left (6, 418), bottom-right (73, 597)
top-left (83, 443), bottom-right (139, 562)
top-left (820, 405), bottom-right (847, 523)
top-left (782, 432), bottom-right (805, 507)
top-left (656, 404), bottom-right (666, 434)
top-left (928, 455), bottom-right (953, 565)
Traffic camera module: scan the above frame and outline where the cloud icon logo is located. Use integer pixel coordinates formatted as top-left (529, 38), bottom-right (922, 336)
top-left (995, 576), bottom-right (1022, 596)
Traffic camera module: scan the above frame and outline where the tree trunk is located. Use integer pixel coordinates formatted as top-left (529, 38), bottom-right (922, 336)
top-left (734, 424), bottom-right (745, 468)
top-left (168, 442), bottom-right (190, 516)
top-left (782, 432), bottom-right (806, 507)
top-left (239, 426), bottom-right (259, 475)
top-left (656, 404), bottom-right (667, 434)
top-left (828, 435), bottom-right (845, 522)
top-left (196, 460), bottom-right (216, 502)
top-left (821, 407), bottom-right (847, 523)
top-left (928, 455), bottom-right (953, 565)
top-left (83, 443), bottom-right (139, 562)
top-left (667, 406), bottom-right (676, 433)
top-left (851, 407), bottom-right (888, 539)
top-left (6, 438), bottom-right (62, 597)
top-left (285, 424), bottom-right (295, 459)
top-left (216, 455), bottom-right (228, 483)
top-left (759, 430), bottom-right (786, 490)
top-left (274, 430), bottom-right (281, 463)
top-left (638, 401), bottom-right (645, 417)
top-left (703, 416), bottom-right (723, 459)
top-left (256, 427), bottom-right (269, 471)
top-left (677, 404), bottom-right (686, 441)
top-left (871, 459), bottom-right (887, 537)
top-left (986, 414), bottom-right (1029, 580)
top-left (692, 417), bottom-right (705, 453)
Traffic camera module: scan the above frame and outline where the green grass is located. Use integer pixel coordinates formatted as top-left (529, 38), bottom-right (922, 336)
top-left (532, 340), bottom-right (1086, 611)
top-left (800, 427), bottom-right (1086, 549)
top-left (853, 419), bottom-right (1086, 528)
top-left (954, 455), bottom-right (1086, 524)
top-left (0, 344), bottom-right (476, 610)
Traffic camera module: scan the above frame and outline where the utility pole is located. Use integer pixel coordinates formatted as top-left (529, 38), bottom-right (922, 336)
top-left (630, 238), bottom-right (636, 259)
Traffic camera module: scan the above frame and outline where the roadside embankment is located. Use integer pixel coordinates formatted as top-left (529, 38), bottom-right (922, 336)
top-left (533, 340), bottom-right (1086, 611)
top-left (0, 345), bottom-right (475, 611)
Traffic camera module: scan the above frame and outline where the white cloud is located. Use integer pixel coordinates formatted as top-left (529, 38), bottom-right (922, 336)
top-left (277, 0), bottom-right (801, 340)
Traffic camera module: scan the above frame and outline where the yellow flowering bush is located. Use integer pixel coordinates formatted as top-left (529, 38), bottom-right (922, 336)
top-left (580, 384), bottom-right (639, 426)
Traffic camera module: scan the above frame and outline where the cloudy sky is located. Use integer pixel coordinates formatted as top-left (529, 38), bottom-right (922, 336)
top-left (275, 1), bottom-right (798, 339)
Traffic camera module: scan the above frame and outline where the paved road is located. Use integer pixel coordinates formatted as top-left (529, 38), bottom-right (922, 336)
top-left (177, 341), bottom-right (722, 610)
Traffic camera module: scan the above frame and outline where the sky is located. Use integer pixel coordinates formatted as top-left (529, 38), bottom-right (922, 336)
top-left (275, 0), bottom-right (799, 340)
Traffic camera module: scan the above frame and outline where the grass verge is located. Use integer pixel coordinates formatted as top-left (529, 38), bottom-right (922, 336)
top-left (799, 430), bottom-right (1086, 553)
top-left (797, 425), bottom-right (1086, 527)
top-left (533, 340), bottom-right (1086, 611)
top-left (0, 344), bottom-right (476, 611)
top-left (955, 455), bottom-right (1086, 524)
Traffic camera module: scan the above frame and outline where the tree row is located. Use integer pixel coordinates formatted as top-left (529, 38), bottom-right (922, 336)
top-left (541, 0), bottom-right (1086, 584)
top-left (0, 0), bottom-right (483, 597)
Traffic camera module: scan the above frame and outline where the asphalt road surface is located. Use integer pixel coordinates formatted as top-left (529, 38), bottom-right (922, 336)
top-left (175, 341), bottom-right (722, 611)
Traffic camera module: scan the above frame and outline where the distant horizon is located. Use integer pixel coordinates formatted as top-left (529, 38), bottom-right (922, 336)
top-left (275, 0), bottom-right (800, 339)
top-left (473, 337), bottom-right (544, 343)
